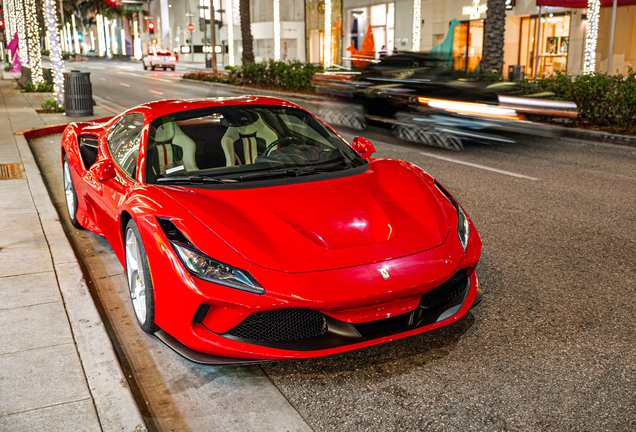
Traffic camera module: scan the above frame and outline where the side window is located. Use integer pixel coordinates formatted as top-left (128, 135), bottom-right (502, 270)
top-left (108, 114), bottom-right (145, 178)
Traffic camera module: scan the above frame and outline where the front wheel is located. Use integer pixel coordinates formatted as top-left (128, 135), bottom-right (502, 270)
top-left (63, 156), bottom-right (82, 229)
top-left (125, 220), bottom-right (159, 334)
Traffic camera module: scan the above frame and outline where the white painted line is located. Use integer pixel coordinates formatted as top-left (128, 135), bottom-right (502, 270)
top-left (99, 78), bottom-right (106, 81)
top-left (420, 152), bottom-right (539, 180)
top-left (119, 83), bottom-right (130, 87)
top-left (149, 76), bottom-right (174, 83)
top-left (149, 90), bottom-right (163, 95)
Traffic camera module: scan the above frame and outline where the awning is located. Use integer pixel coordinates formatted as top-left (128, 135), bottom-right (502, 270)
top-left (537, 0), bottom-right (636, 7)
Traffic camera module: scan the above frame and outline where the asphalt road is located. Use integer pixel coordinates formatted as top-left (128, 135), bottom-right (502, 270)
top-left (35, 60), bottom-right (636, 431)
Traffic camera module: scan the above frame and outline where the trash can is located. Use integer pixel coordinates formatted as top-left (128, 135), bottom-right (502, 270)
top-left (64, 70), bottom-right (93, 116)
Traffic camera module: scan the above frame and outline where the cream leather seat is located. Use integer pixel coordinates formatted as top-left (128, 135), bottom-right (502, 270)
top-left (220, 114), bottom-right (278, 166)
top-left (154, 121), bottom-right (199, 173)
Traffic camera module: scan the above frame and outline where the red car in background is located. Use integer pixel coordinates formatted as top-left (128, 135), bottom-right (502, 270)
top-left (61, 97), bottom-right (483, 364)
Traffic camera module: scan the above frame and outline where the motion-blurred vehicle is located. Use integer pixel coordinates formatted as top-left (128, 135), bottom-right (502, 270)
top-left (142, 50), bottom-right (176, 71)
top-left (313, 53), bottom-right (575, 150)
top-left (60, 97), bottom-right (483, 364)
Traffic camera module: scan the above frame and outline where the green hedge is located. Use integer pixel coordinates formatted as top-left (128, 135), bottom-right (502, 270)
top-left (518, 68), bottom-right (636, 133)
top-left (239, 60), bottom-right (323, 91)
top-left (183, 60), bottom-right (323, 92)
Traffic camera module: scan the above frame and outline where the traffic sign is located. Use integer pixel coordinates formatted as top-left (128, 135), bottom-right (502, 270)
top-left (185, 12), bottom-right (196, 17)
top-left (187, 23), bottom-right (195, 32)
top-left (123, 4), bottom-right (143, 11)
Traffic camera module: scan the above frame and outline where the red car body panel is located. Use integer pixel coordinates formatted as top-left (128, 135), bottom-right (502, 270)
top-left (61, 97), bottom-right (483, 361)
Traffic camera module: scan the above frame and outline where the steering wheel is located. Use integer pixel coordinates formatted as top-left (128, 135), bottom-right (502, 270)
top-left (262, 136), bottom-right (305, 157)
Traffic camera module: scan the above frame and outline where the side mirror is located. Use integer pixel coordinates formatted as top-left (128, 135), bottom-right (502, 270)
top-left (92, 159), bottom-right (116, 181)
top-left (352, 136), bottom-right (376, 160)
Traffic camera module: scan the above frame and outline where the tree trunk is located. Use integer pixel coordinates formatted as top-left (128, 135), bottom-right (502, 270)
top-left (481, 0), bottom-right (506, 73)
top-left (240, 0), bottom-right (254, 64)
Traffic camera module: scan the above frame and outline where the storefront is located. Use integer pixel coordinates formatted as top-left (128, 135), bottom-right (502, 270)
top-left (515, 12), bottom-right (571, 78)
top-left (343, 3), bottom-right (395, 57)
top-left (306, 0), bottom-right (342, 65)
top-left (452, 19), bottom-right (484, 72)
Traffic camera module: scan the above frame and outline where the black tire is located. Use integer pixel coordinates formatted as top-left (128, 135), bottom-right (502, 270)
top-left (63, 155), bottom-right (83, 229)
top-left (171, 67), bottom-right (175, 71)
top-left (142, 62), bottom-right (147, 70)
top-left (124, 219), bottom-right (159, 334)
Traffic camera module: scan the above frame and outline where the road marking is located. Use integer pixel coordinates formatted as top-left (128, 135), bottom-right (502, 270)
top-left (95, 102), bottom-right (121, 115)
top-left (420, 152), bottom-right (539, 180)
top-left (148, 76), bottom-right (174, 83)
top-left (149, 90), bottom-right (163, 95)
top-left (99, 78), bottom-right (106, 81)
top-left (119, 83), bottom-right (130, 87)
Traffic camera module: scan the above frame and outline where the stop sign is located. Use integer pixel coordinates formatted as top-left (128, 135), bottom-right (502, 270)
top-left (187, 23), bottom-right (195, 32)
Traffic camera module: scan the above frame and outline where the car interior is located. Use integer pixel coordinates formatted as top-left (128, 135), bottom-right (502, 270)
top-left (144, 106), bottom-right (355, 183)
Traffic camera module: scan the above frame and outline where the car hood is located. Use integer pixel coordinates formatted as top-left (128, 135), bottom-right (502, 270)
top-left (160, 159), bottom-right (450, 272)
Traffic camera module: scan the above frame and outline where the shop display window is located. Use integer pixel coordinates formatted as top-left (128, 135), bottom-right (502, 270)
top-left (344, 2), bottom-right (395, 64)
top-left (452, 20), bottom-right (484, 72)
top-left (519, 14), bottom-right (571, 78)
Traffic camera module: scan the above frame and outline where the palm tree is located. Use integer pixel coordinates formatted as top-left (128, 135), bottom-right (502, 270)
top-left (481, 0), bottom-right (506, 74)
top-left (239, 0), bottom-right (254, 64)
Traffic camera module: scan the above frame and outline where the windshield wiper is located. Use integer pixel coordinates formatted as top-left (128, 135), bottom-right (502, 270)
top-left (239, 166), bottom-right (347, 181)
top-left (157, 175), bottom-right (233, 184)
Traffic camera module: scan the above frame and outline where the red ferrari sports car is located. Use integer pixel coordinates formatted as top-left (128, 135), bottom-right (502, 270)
top-left (61, 96), bottom-right (483, 364)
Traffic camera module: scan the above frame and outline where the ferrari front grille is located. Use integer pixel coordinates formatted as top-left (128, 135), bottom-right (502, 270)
top-left (225, 309), bottom-right (328, 342)
top-left (420, 269), bottom-right (468, 310)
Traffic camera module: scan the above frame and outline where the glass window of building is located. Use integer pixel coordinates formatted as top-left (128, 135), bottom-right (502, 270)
top-left (344, 2), bottom-right (395, 64)
top-left (519, 14), bottom-right (571, 79)
top-left (452, 20), bottom-right (484, 72)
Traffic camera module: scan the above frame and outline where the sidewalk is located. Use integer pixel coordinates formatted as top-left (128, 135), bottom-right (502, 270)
top-left (0, 79), bottom-right (146, 431)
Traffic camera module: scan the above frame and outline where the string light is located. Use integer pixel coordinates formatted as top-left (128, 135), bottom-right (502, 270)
top-left (25, 0), bottom-right (43, 84)
top-left (43, 0), bottom-right (64, 106)
top-left (121, 28), bottom-right (126, 56)
top-left (111, 20), bottom-right (118, 55)
top-left (104, 16), bottom-right (112, 57)
top-left (227, 0), bottom-right (234, 66)
top-left (90, 29), bottom-right (95, 52)
top-left (412, 0), bottom-right (421, 52)
top-left (66, 21), bottom-right (75, 52)
top-left (5, 0), bottom-right (16, 40)
top-left (323, 0), bottom-right (332, 67)
top-left (97, 14), bottom-right (106, 56)
top-left (72, 14), bottom-right (81, 54)
top-left (583, 0), bottom-right (600, 74)
top-left (14, 0), bottom-right (29, 65)
top-left (133, 18), bottom-right (142, 60)
top-left (273, 0), bottom-right (280, 60)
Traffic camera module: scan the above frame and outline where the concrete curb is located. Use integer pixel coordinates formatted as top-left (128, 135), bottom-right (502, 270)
top-left (14, 131), bottom-right (147, 432)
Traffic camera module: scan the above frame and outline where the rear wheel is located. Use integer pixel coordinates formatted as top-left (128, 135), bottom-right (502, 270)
top-left (63, 156), bottom-right (82, 229)
top-left (171, 67), bottom-right (175, 71)
top-left (125, 220), bottom-right (159, 334)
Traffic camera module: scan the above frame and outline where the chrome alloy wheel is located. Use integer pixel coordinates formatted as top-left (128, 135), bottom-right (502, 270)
top-left (126, 228), bottom-right (147, 325)
top-left (63, 160), bottom-right (76, 220)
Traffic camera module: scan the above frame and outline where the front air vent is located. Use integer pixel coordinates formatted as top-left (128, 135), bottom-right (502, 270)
top-left (225, 309), bottom-right (328, 342)
top-left (157, 218), bottom-right (195, 248)
top-left (79, 135), bottom-right (99, 169)
top-left (420, 269), bottom-right (468, 310)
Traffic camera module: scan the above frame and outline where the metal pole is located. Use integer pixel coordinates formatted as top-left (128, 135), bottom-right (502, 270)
top-left (210, 10), bottom-right (216, 71)
top-left (203, 11), bottom-right (209, 68)
top-left (533, 6), bottom-right (542, 80)
top-left (607, 0), bottom-right (618, 74)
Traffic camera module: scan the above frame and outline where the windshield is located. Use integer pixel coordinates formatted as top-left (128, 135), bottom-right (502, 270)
top-left (145, 105), bottom-right (365, 184)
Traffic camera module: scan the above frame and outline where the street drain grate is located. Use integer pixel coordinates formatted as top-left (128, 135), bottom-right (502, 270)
top-left (0, 163), bottom-right (26, 180)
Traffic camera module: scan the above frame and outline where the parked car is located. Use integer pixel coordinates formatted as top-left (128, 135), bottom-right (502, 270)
top-left (60, 97), bottom-right (483, 364)
top-left (142, 50), bottom-right (176, 71)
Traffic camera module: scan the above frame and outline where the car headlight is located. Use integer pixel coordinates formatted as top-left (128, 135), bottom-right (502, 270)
top-left (457, 206), bottom-right (470, 252)
top-left (157, 218), bottom-right (265, 294)
top-left (434, 181), bottom-right (470, 252)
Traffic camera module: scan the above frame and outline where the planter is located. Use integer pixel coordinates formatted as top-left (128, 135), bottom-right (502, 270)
top-left (3, 71), bottom-right (21, 80)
